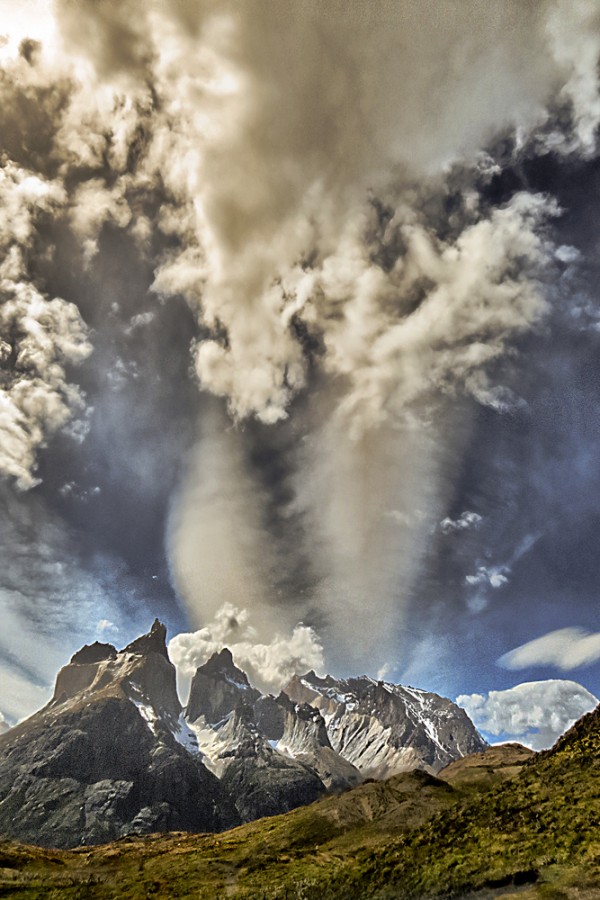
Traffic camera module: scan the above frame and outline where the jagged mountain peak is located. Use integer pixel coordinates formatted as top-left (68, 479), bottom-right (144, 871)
top-left (197, 647), bottom-right (251, 684)
top-left (49, 621), bottom-right (183, 733)
top-left (186, 649), bottom-right (260, 725)
top-left (70, 641), bottom-right (117, 665)
top-left (122, 618), bottom-right (168, 658)
top-left (285, 669), bottom-right (487, 778)
top-left (291, 670), bottom-right (336, 690)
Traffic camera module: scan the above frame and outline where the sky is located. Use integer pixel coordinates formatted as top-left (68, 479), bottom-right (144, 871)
top-left (1, 0), bottom-right (600, 749)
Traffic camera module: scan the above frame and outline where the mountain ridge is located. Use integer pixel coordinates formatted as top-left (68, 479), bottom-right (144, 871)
top-left (0, 619), bottom-right (486, 849)
top-left (0, 712), bottom-right (597, 898)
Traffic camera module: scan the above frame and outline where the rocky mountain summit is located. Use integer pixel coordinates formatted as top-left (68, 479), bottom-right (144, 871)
top-left (0, 621), bottom-right (486, 849)
top-left (285, 670), bottom-right (487, 777)
top-left (0, 620), bottom-right (237, 848)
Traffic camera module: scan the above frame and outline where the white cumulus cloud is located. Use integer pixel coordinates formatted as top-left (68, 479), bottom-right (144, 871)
top-left (466, 566), bottom-right (510, 589)
top-left (168, 602), bottom-right (324, 700)
top-left (457, 679), bottom-right (598, 750)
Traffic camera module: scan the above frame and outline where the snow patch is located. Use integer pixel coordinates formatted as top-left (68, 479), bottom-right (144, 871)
top-left (131, 698), bottom-right (159, 736)
top-left (170, 712), bottom-right (200, 754)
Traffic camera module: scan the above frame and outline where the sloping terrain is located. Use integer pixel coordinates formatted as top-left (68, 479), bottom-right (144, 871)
top-left (0, 727), bottom-right (597, 899)
top-left (0, 769), bottom-right (458, 898)
top-left (320, 704), bottom-right (600, 899)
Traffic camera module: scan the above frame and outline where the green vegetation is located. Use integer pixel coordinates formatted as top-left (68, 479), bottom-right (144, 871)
top-left (0, 711), bottom-right (598, 899)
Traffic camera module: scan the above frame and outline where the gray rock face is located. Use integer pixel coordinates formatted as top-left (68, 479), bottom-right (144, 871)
top-left (0, 623), bottom-right (238, 848)
top-left (276, 696), bottom-right (362, 791)
top-left (284, 672), bottom-right (487, 777)
top-left (185, 648), bottom-right (260, 724)
top-left (253, 693), bottom-right (286, 740)
top-left (216, 704), bottom-right (326, 821)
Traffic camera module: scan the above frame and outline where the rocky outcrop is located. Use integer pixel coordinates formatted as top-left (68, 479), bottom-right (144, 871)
top-left (253, 692), bottom-right (286, 740)
top-left (186, 648), bottom-right (260, 724)
top-left (122, 618), bottom-right (169, 659)
top-left (285, 672), bottom-right (487, 777)
top-left (70, 642), bottom-right (117, 665)
top-left (276, 696), bottom-right (362, 790)
top-left (216, 704), bottom-right (326, 821)
top-left (0, 622), bottom-right (238, 848)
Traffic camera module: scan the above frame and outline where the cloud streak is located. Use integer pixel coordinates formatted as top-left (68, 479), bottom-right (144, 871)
top-left (499, 627), bottom-right (600, 671)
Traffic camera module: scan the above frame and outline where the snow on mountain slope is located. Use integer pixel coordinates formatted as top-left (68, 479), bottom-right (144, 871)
top-left (275, 694), bottom-right (362, 790)
top-left (284, 671), bottom-right (487, 777)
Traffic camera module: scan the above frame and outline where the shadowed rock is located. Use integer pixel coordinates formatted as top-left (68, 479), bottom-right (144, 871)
top-left (0, 622), bottom-right (239, 848)
top-left (186, 648), bottom-right (260, 724)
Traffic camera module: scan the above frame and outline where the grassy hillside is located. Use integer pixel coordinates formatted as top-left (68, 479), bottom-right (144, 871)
top-left (315, 706), bottom-right (600, 900)
top-left (0, 712), bottom-right (598, 899)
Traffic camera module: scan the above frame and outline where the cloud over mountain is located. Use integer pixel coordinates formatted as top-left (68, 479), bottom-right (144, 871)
top-left (1, 1), bottom-right (600, 700)
top-left (168, 602), bottom-right (324, 698)
top-left (457, 679), bottom-right (599, 750)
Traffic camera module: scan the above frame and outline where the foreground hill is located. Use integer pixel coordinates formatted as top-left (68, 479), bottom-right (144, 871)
top-left (0, 714), bottom-right (597, 898)
top-left (324, 704), bottom-right (600, 899)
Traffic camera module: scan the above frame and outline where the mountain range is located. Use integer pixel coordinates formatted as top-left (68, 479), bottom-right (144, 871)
top-left (0, 620), bottom-right (486, 848)
top-left (0, 704), bottom-right (597, 897)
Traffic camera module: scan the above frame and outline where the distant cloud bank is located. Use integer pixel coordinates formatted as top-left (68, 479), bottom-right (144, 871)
top-left (457, 679), bottom-right (598, 750)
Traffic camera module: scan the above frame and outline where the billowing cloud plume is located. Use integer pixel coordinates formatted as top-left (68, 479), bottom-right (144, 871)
top-left (457, 679), bottom-right (598, 750)
top-left (1, 1), bottom-right (599, 681)
top-left (0, 161), bottom-right (91, 489)
top-left (168, 602), bottom-right (324, 698)
top-left (46, 0), bottom-right (594, 425)
top-left (146, 2), bottom-right (573, 670)
top-left (167, 405), bottom-right (283, 634)
top-left (499, 627), bottom-right (600, 671)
